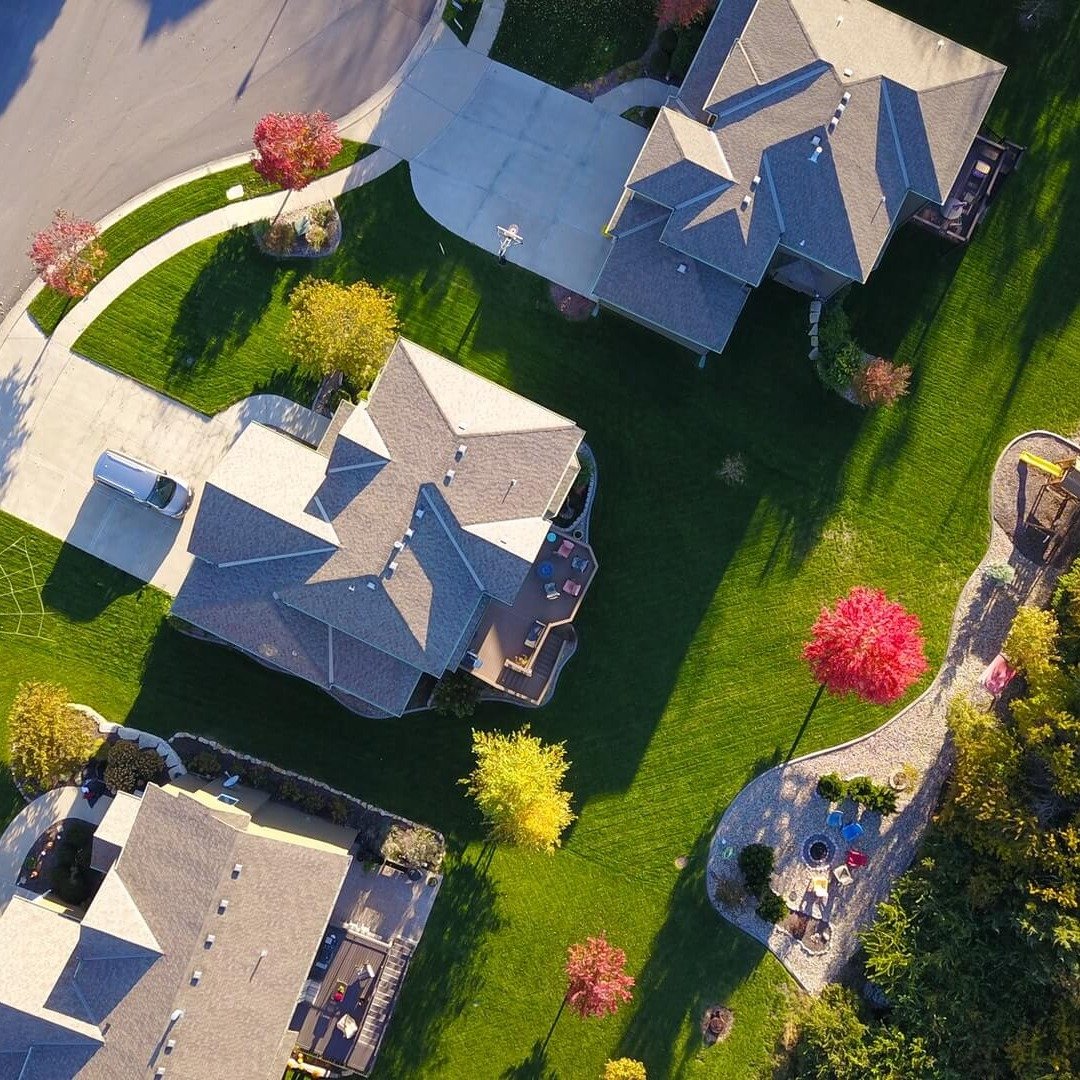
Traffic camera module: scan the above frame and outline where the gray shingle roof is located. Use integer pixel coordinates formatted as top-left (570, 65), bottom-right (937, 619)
top-left (626, 107), bottom-right (732, 208)
top-left (596, 0), bottom-right (1003, 348)
top-left (594, 216), bottom-right (750, 353)
top-left (0, 784), bottom-right (350, 1080)
top-left (173, 339), bottom-right (584, 715)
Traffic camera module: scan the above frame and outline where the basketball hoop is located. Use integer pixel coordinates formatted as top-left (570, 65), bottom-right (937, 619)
top-left (496, 223), bottom-right (524, 264)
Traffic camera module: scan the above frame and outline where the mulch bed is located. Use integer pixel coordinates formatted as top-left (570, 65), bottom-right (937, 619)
top-left (549, 283), bottom-right (594, 321)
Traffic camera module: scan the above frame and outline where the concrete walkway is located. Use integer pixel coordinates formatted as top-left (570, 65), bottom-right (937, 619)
top-left (0, 786), bottom-right (112, 916)
top-left (593, 78), bottom-right (674, 114)
top-left (467, 0), bottom-right (506, 55)
top-left (707, 431), bottom-right (1076, 992)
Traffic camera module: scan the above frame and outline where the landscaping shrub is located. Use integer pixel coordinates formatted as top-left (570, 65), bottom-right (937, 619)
top-left (854, 357), bottom-right (912, 407)
top-left (1003, 606), bottom-right (1059, 675)
top-left (432, 670), bottom-right (481, 719)
top-left (713, 873), bottom-right (748, 909)
top-left (259, 220), bottom-right (295, 255)
top-left (859, 783), bottom-right (898, 816)
top-left (49, 821), bottom-right (96, 906)
top-left (669, 21), bottom-right (707, 81)
top-left (279, 777), bottom-right (303, 803)
top-left (755, 889), bottom-right (788, 924)
top-left (329, 797), bottom-right (349, 825)
top-left (817, 304), bottom-right (851, 358)
top-left (985, 562), bottom-right (1017, 588)
top-left (1053, 557), bottom-right (1080, 664)
top-left (190, 750), bottom-right (222, 777)
top-left (383, 823), bottom-right (442, 870)
top-left (300, 790), bottom-right (326, 815)
top-left (845, 775), bottom-right (876, 803)
top-left (817, 340), bottom-right (864, 393)
top-left (738, 843), bottom-right (775, 898)
top-left (816, 772), bottom-right (846, 802)
top-left (103, 739), bottom-right (166, 794)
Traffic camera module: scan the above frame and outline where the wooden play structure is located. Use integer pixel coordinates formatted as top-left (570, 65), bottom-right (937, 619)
top-left (1018, 452), bottom-right (1080, 554)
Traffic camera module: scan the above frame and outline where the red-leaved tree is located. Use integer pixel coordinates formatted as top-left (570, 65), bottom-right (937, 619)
top-left (564, 934), bottom-right (635, 1019)
top-left (28, 210), bottom-right (106, 298)
top-left (251, 111), bottom-right (342, 191)
top-left (657, 0), bottom-right (711, 29)
top-left (803, 586), bottom-right (928, 706)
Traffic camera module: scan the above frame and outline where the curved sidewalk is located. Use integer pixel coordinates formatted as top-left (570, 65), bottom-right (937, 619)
top-left (707, 431), bottom-right (1077, 992)
top-left (0, 787), bottom-right (113, 915)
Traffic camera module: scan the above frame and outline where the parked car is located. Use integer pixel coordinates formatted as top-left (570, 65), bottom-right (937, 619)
top-left (93, 450), bottom-right (193, 518)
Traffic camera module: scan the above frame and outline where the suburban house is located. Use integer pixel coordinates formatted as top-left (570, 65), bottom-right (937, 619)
top-left (0, 782), bottom-right (351, 1079)
top-left (171, 339), bottom-right (597, 716)
top-left (593, 0), bottom-right (1007, 354)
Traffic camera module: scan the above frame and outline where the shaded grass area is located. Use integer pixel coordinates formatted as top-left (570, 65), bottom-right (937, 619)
top-left (443, 0), bottom-right (483, 45)
top-left (20, 4), bottom-right (1080, 1075)
top-left (491, 0), bottom-right (655, 87)
top-left (27, 140), bottom-right (371, 336)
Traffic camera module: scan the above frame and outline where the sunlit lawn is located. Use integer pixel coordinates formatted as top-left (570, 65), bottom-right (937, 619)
top-left (6, 1), bottom-right (1080, 1075)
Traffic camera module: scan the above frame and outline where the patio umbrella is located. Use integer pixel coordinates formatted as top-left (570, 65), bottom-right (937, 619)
top-left (537, 561), bottom-right (554, 579)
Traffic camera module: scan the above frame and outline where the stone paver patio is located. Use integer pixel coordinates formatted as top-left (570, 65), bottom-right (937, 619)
top-left (707, 430), bottom-right (1080, 991)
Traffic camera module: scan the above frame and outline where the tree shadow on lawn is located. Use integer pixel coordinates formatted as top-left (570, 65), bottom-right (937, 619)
top-left (615, 820), bottom-right (775, 1079)
top-left (164, 229), bottom-right (290, 389)
top-left (377, 848), bottom-right (505, 1076)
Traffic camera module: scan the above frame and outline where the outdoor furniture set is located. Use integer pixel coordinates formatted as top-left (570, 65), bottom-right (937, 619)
top-left (538, 538), bottom-right (589, 601)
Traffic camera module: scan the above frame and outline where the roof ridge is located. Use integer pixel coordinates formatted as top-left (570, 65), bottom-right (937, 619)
top-left (915, 65), bottom-right (1006, 95)
top-left (736, 38), bottom-right (761, 86)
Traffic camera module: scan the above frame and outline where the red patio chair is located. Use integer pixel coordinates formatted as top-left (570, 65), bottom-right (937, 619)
top-left (563, 579), bottom-right (582, 597)
top-left (846, 849), bottom-right (869, 869)
top-left (556, 539), bottom-right (575, 558)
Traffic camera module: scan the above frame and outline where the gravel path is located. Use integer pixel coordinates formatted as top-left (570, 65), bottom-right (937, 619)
top-left (706, 431), bottom-right (1080, 992)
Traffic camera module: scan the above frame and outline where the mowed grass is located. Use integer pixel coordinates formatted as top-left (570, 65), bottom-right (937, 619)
top-left (12, 2), bottom-right (1080, 1076)
top-left (28, 140), bottom-right (371, 336)
top-left (491, 0), bottom-right (656, 87)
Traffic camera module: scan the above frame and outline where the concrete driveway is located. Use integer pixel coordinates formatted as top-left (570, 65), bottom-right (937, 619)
top-left (348, 35), bottom-right (648, 297)
top-left (0, 318), bottom-right (326, 594)
top-left (0, 0), bottom-right (434, 312)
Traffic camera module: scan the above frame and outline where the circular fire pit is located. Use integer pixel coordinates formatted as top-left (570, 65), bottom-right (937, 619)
top-left (802, 832), bottom-right (836, 868)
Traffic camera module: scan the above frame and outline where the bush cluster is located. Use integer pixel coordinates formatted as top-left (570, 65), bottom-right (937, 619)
top-left (382, 823), bottom-right (442, 871)
top-left (737, 843), bottom-right (786, 924)
top-left (103, 739), bottom-right (167, 794)
top-left (815, 304), bottom-right (868, 394)
top-left (432, 670), bottom-right (481, 719)
top-left (817, 771), bottom-right (898, 815)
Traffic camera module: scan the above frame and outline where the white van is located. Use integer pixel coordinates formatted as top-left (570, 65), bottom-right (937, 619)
top-left (92, 450), bottom-right (193, 519)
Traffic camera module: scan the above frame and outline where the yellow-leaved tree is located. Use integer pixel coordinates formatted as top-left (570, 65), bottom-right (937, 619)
top-left (8, 681), bottom-right (95, 794)
top-left (603, 1058), bottom-right (647, 1080)
top-left (460, 726), bottom-right (575, 853)
top-left (283, 278), bottom-right (398, 392)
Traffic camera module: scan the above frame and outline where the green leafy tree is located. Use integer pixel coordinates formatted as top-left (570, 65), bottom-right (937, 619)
top-left (283, 278), bottom-right (398, 392)
top-left (7, 681), bottom-right (94, 794)
top-left (432, 671), bottom-right (481, 719)
top-left (460, 726), bottom-right (575, 853)
top-left (1003, 605), bottom-right (1058, 674)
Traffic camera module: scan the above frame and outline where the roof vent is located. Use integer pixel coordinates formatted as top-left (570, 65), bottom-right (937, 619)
top-left (937, 37), bottom-right (944, 49)
top-left (231, 864), bottom-right (242, 878)
top-left (676, 263), bottom-right (687, 274)
top-left (405, 527), bottom-right (414, 541)
top-left (414, 507), bottom-right (425, 520)
top-left (809, 146), bottom-right (823, 163)
top-left (218, 899), bottom-right (229, 914)
top-left (456, 444), bottom-right (467, 459)
top-left (191, 970), bottom-right (202, 985)
top-left (750, 174), bottom-right (761, 190)
top-left (811, 135), bottom-right (821, 147)
top-left (827, 117), bottom-right (838, 134)
top-left (205, 934), bottom-right (215, 948)
top-left (156, 1070), bottom-right (166, 1078)
top-left (841, 91), bottom-right (851, 104)
top-left (347, 584), bottom-right (356, 592)
top-left (170, 1009), bottom-right (184, 1024)
top-left (835, 14), bottom-right (843, 25)
top-left (393, 539), bottom-right (404, 550)
top-left (740, 194), bottom-right (752, 210)
top-left (366, 581), bottom-right (377, 590)
top-left (166, 1039), bottom-right (176, 1053)
top-left (387, 560), bottom-right (398, 574)
top-left (445, 468), bottom-right (455, 484)
top-left (843, 67), bottom-right (853, 78)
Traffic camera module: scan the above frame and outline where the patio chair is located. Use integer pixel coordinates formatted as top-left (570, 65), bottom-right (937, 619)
top-left (826, 809), bottom-right (844, 830)
top-left (571, 555), bottom-right (590, 573)
top-left (556, 539), bottom-right (575, 559)
top-left (846, 849), bottom-right (869, 869)
top-left (544, 582), bottom-right (561, 600)
top-left (563, 578), bottom-right (582, 597)
top-left (832, 864), bottom-right (853, 886)
top-left (841, 821), bottom-right (864, 843)
top-left (810, 874), bottom-right (829, 900)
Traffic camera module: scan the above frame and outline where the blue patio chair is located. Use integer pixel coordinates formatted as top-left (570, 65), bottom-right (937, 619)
top-left (841, 821), bottom-right (864, 843)
top-left (826, 810), bottom-right (844, 830)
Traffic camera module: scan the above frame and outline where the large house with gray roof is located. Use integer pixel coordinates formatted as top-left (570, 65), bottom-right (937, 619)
top-left (171, 339), bottom-right (594, 716)
top-left (593, 0), bottom-right (1006, 354)
top-left (0, 783), bottom-right (350, 1080)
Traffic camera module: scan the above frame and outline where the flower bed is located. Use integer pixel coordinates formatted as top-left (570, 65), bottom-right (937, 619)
top-left (252, 200), bottom-right (342, 260)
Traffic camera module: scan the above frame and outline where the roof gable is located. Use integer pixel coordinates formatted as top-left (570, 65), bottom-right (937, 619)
top-left (627, 107), bottom-right (733, 208)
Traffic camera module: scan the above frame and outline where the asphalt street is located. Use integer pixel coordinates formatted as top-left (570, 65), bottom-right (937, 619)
top-left (0, 0), bottom-right (434, 313)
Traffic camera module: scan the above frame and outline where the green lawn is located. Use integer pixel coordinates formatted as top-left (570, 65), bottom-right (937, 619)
top-left (490, 0), bottom-right (656, 87)
top-left (27, 141), bottom-right (371, 337)
top-left (10, 2), bottom-right (1080, 1076)
top-left (443, 0), bottom-right (483, 46)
